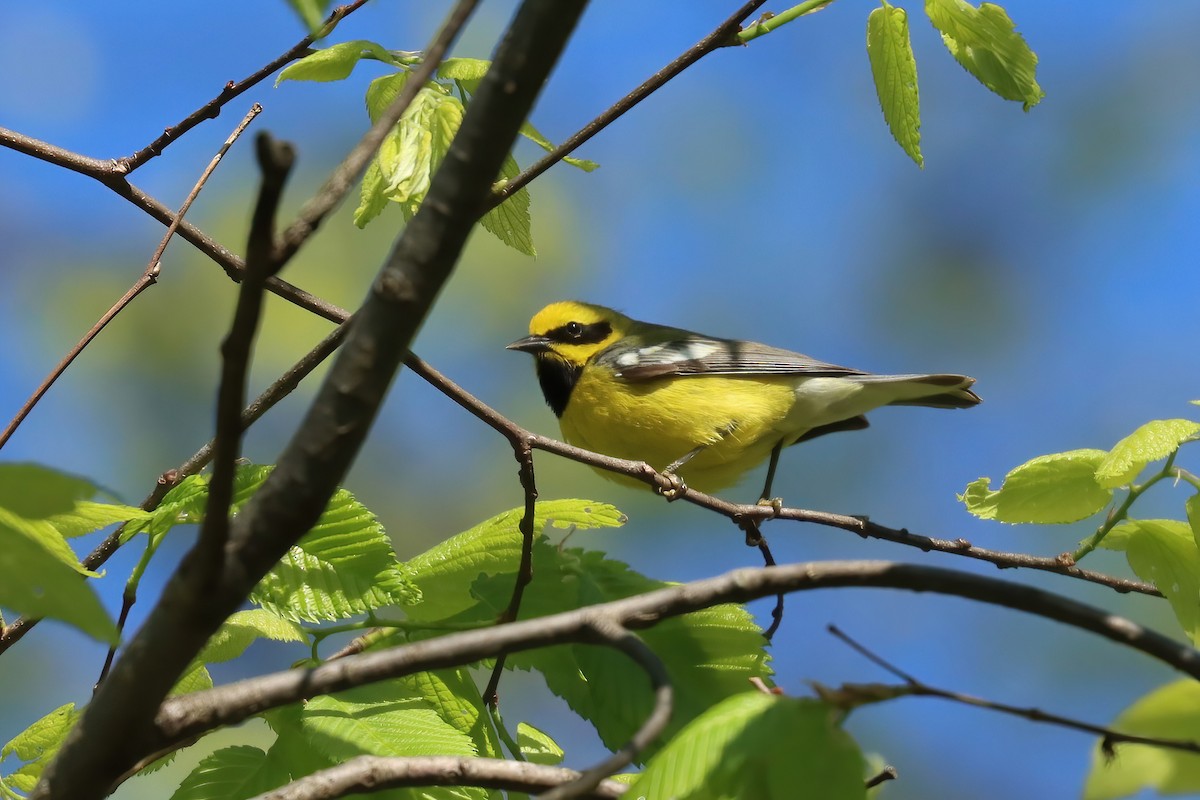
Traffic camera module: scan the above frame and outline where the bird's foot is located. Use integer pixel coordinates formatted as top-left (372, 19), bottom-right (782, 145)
top-left (657, 472), bottom-right (688, 502)
top-left (756, 496), bottom-right (784, 515)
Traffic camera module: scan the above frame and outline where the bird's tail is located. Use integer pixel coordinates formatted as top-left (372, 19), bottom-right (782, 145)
top-left (854, 373), bottom-right (981, 409)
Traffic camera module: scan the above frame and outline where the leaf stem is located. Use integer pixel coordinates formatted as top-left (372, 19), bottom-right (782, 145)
top-left (737, 0), bottom-right (837, 44)
top-left (1074, 452), bottom-right (1179, 561)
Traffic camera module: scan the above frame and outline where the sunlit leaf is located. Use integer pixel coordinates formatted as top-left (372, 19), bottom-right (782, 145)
top-left (925, 0), bottom-right (1044, 110)
top-left (867, 1), bottom-right (922, 167)
top-left (1095, 418), bottom-right (1200, 488)
top-left (959, 449), bottom-right (1111, 523)
top-left (276, 40), bottom-right (396, 85)
top-left (628, 694), bottom-right (865, 800)
top-left (1100, 519), bottom-right (1200, 644)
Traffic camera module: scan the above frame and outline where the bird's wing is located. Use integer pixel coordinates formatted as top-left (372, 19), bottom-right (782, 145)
top-left (598, 334), bottom-right (867, 381)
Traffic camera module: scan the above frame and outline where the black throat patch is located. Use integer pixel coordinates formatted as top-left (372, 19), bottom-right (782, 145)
top-left (535, 356), bottom-right (583, 418)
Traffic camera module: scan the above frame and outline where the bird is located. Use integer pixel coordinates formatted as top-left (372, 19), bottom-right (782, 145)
top-left (508, 301), bottom-right (980, 501)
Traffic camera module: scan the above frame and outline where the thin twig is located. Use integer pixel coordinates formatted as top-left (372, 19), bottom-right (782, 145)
top-left (402, 353), bottom-right (1161, 599)
top-left (541, 622), bottom-right (673, 800)
top-left (483, 442), bottom-right (539, 707)
top-left (826, 624), bottom-right (1200, 757)
top-left (116, 1), bottom-right (370, 172)
top-left (0, 105), bottom-right (262, 452)
top-left (488, 0), bottom-right (768, 209)
top-left (201, 133), bottom-right (295, 561)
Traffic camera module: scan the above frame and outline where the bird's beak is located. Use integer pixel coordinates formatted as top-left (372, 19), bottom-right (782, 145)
top-left (506, 334), bottom-right (552, 353)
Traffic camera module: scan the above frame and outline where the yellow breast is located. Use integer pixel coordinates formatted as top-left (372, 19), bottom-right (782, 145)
top-left (559, 366), bottom-right (802, 493)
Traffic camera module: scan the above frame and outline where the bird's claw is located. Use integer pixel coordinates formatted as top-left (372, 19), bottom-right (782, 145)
top-left (756, 496), bottom-right (784, 514)
top-left (658, 472), bottom-right (688, 501)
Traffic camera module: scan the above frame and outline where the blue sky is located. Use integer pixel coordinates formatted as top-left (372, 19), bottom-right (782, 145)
top-left (2, 2), bottom-right (1199, 798)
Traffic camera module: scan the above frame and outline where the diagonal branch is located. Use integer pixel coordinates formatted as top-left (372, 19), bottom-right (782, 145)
top-left (0, 105), bottom-right (262, 452)
top-left (488, 0), bottom-right (769, 208)
top-left (31, 3), bottom-right (590, 798)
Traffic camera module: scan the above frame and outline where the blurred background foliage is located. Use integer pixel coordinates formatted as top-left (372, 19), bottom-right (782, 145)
top-left (1, 1), bottom-right (1198, 798)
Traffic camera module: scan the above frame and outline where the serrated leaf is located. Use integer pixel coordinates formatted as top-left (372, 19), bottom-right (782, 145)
top-left (199, 609), bottom-right (307, 664)
top-left (437, 57), bottom-right (491, 81)
top-left (1083, 680), bottom-right (1200, 799)
top-left (372, 86), bottom-right (461, 220)
top-left (249, 480), bottom-right (419, 621)
top-left (404, 500), bottom-right (626, 621)
top-left (959, 449), bottom-right (1112, 523)
top-left (168, 745), bottom-right (290, 800)
top-left (519, 122), bottom-right (599, 172)
top-left (1100, 520), bottom-right (1200, 644)
top-left (472, 543), bottom-right (771, 761)
top-left (300, 680), bottom-right (495, 800)
top-left (365, 72), bottom-right (411, 124)
top-left (0, 704), bottom-right (78, 793)
top-left (123, 474), bottom-right (210, 542)
top-left (354, 157), bottom-right (390, 228)
top-left (867, 2), bottom-right (923, 167)
top-left (480, 155), bottom-right (535, 255)
top-left (517, 722), bottom-right (564, 766)
top-left (628, 694), bottom-right (865, 800)
top-left (925, 0), bottom-right (1044, 110)
top-left (276, 40), bottom-right (395, 85)
top-left (1095, 419), bottom-right (1200, 489)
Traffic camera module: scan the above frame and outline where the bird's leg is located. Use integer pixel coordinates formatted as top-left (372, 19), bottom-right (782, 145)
top-left (756, 441), bottom-right (784, 512)
top-left (658, 444), bottom-right (707, 501)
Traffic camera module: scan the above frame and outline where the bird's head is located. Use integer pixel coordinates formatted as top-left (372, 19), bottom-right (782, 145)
top-left (507, 301), bottom-right (629, 367)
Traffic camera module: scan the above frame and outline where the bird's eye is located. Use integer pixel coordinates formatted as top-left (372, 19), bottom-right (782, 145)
top-left (565, 321), bottom-right (584, 338)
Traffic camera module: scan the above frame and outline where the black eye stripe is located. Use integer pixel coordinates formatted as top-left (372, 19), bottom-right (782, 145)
top-left (546, 320), bottom-right (611, 345)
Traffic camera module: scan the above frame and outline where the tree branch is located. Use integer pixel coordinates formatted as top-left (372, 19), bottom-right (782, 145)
top-left (150, 560), bottom-right (1200, 756)
top-left (248, 756), bottom-right (627, 800)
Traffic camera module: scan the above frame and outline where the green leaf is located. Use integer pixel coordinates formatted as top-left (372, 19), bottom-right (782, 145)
top-left (300, 679), bottom-right (496, 800)
top-left (1100, 519), bottom-right (1200, 644)
top-left (0, 521), bottom-right (117, 643)
top-left (1095, 418), bottom-right (1200, 488)
top-left (1187, 494), bottom-right (1200, 550)
top-left (364, 72), bottom-right (411, 124)
top-left (285, 0), bottom-right (332, 35)
top-left (168, 745), bottom-right (290, 800)
top-left (171, 661), bottom-right (214, 697)
top-left (627, 694), bottom-right (865, 800)
top-left (437, 57), bottom-right (491, 81)
top-left (276, 40), bottom-right (396, 85)
top-left (924, 0), bottom-right (1043, 110)
top-left (199, 609), bottom-right (307, 664)
top-left (1083, 679), bottom-right (1200, 799)
top-left (473, 543), bottom-right (772, 760)
top-left (959, 449), bottom-right (1112, 523)
top-left (518, 121), bottom-right (599, 172)
top-left (867, 2), bottom-right (923, 167)
top-left (123, 474), bottom-right (210, 542)
top-left (404, 499), bottom-right (627, 621)
top-left (354, 157), bottom-right (391, 228)
top-left (480, 155), bottom-right (535, 255)
top-left (0, 704), bottom-right (79, 794)
top-left (517, 722), bottom-right (564, 766)
top-left (372, 86), bottom-right (461, 219)
top-left (248, 476), bottom-right (420, 621)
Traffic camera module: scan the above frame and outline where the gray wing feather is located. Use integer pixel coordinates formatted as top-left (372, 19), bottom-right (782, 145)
top-left (599, 334), bottom-right (867, 381)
